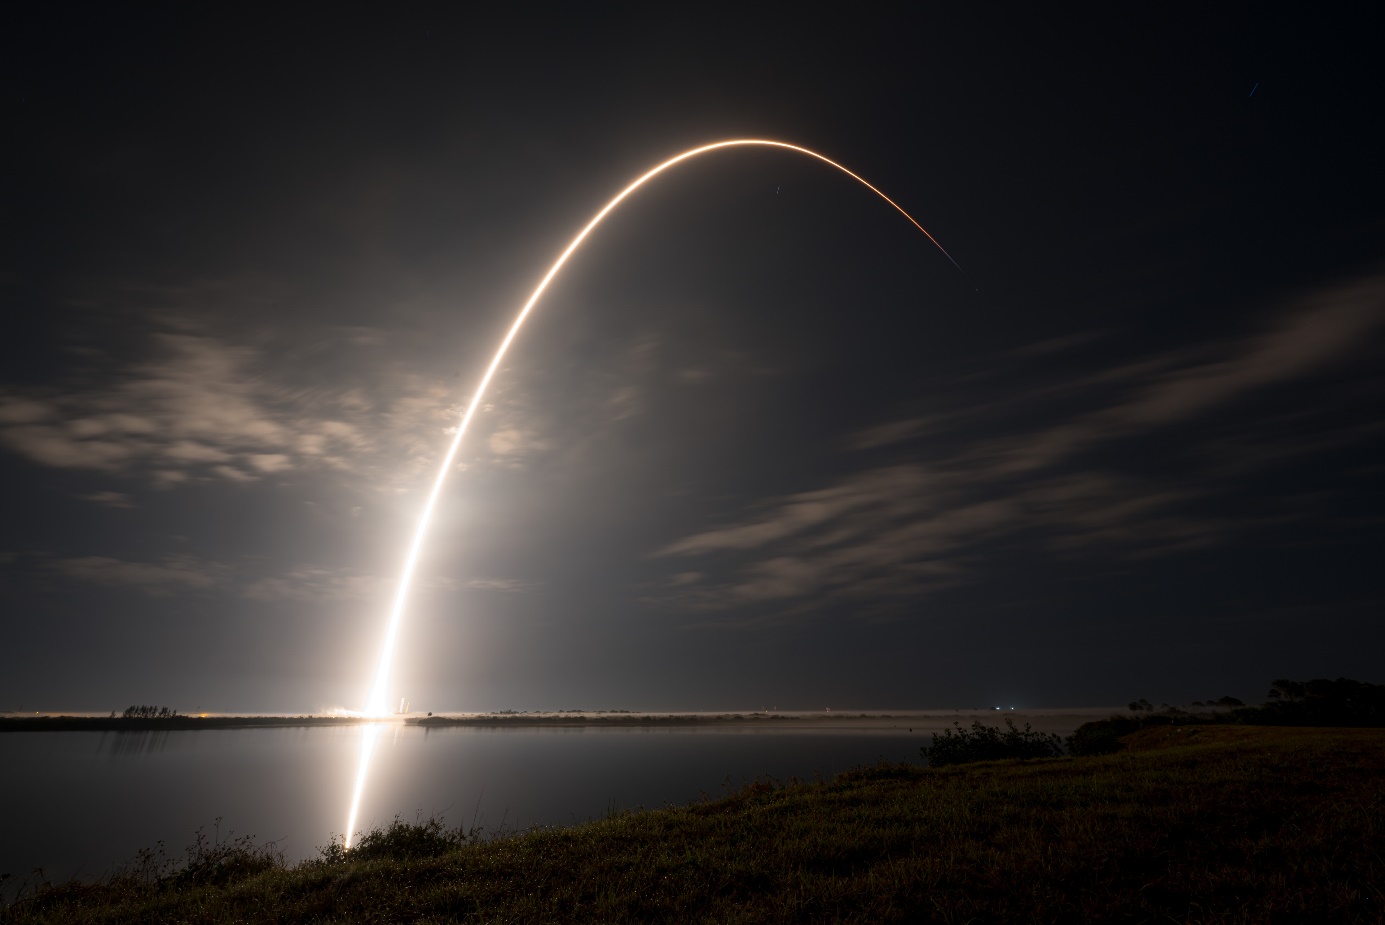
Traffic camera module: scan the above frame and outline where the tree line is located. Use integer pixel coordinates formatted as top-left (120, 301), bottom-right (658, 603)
top-left (116, 705), bottom-right (179, 719)
top-left (925, 677), bottom-right (1384, 764)
top-left (1070, 676), bottom-right (1385, 756)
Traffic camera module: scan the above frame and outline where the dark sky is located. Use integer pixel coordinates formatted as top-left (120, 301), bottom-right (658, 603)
top-left (2, 5), bottom-right (1381, 712)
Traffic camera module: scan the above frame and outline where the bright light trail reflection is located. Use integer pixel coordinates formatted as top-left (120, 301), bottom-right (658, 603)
top-left (343, 722), bottom-right (382, 848)
top-left (342, 139), bottom-right (963, 848)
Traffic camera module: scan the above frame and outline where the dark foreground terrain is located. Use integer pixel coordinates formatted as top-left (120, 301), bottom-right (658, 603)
top-left (5, 726), bottom-right (1382, 924)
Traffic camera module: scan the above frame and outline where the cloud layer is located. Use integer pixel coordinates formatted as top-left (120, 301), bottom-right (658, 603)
top-left (652, 275), bottom-right (1385, 614)
top-left (0, 322), bottom-right (556, 494)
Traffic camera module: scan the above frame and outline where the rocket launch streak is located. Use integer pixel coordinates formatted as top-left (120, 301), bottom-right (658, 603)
top-left (343, 140), bottom-right (963, 847)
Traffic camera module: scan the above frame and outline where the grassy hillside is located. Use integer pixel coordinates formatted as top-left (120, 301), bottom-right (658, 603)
top-left (6, 727), bottom-right (1382, 923)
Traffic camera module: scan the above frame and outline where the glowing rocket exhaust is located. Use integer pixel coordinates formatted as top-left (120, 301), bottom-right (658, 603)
top-left (342, 139), bottom-right (963, 848)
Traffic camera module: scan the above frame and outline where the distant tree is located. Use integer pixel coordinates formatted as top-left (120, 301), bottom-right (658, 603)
top-left (1269, 679), bottom-right (1306, 702)
top-left (1215, 696), bottom-right (1244, 707)
top-left (1252, 678), bottom-right (1383, 726)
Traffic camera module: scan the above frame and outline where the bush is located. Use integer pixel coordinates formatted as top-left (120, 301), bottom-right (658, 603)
top-left (922, 717), bottom-right (1064, 767)
top-left (1067, 715), bottom-right (1146, 755)
top-left (320, 814), bottom-right (469, 865)
top-left (1067, 711), bottom-right (1216, 755)
top-left (106, 818), bottom-right (283, 890)
top-left (171, 823), bottom-right (282, 887)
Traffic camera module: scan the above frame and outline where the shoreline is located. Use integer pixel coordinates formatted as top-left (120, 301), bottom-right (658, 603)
top-left (0, 707), bottom-right (1127, 733)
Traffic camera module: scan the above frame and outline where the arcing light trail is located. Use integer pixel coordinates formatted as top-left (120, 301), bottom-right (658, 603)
top-left (342, 139), bottom-right (964, 847)
top-left (363, 139), bottom-right (961, 717)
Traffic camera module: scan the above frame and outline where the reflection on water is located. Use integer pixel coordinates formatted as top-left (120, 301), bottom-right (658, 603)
top-left (98, 729), bottom-right (177, 758)
top-left (343, 722), bottom-right (384, 849)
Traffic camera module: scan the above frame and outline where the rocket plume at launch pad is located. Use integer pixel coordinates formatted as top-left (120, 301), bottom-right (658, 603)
top-left (343, 139), bottom-right (964, 847)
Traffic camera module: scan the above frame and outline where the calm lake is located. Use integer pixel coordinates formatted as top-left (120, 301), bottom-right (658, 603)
top-left (0, 712), bottom-right (1097, 893)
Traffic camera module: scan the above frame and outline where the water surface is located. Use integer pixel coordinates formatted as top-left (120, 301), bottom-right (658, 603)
top-left (1, 711), bottom-right (1098, 892)
top-left (3, 722), bottom-right (919, 889)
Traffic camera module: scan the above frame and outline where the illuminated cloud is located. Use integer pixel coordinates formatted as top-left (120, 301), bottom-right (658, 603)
top-left (50, 555), bottom-right (228, 596)
top-left (42, 552), bottom-right (399, 606)
top-left (486, 427), bottom-right (550, 461)
top-left (460, 577), bottom-right (538, 592)
top-left (76, 490), bottom-right (135, 508)
top-left (0, 325), bottom-right (462, 493)
top-left (241, 565), bottom-right (392, 604)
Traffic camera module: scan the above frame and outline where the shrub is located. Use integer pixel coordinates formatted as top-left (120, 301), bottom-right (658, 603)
top-left (922, 717), bottom-right (1064, 767)
top-left (320, 814), bottom-right (469, 865)
top-left (1067, 715), bottom-right (1145, 755)
top-left (106, 818), bottom-right (283, 890)
top-left (1067, 711), bottom-right (1216, 755)
top-left (170, 822), bottom-right (282, 887)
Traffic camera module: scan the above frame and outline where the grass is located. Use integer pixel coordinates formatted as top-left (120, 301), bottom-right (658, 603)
top-left (5, 726), bottom-right (1383, 923)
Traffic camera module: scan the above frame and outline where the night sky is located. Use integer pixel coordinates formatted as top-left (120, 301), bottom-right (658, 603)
top-left (2, 6), bottom-right (1381, 713)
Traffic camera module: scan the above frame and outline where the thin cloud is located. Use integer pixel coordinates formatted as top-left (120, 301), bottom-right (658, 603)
top-left (44, 552), bottom-right (396, 605)
top-left (459, 577), bottom-right (539, 592)
top-left (846, 416), bottom-right (935, 451)
top-left (242, 565), bottom-right (392, 604)
top-left (979, 275), bottom-right (1385, 476)
top-left (76, 490), bottom-right (135, 508)
top-left (657, 466), bottom-right (932, 557)
top-left (653, 273), bottom-right (1384, 614)
top-left (51, 555), bottom-right (228, 596)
